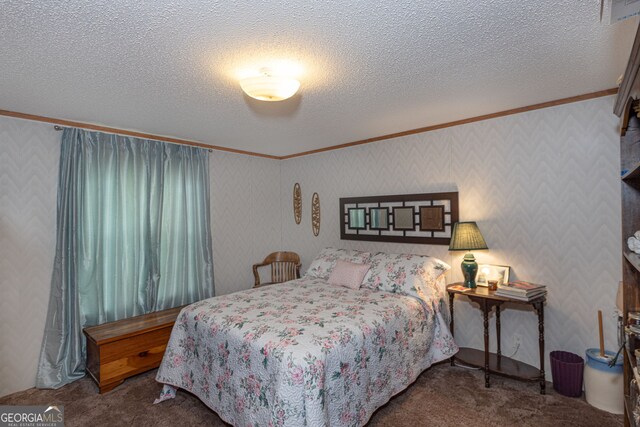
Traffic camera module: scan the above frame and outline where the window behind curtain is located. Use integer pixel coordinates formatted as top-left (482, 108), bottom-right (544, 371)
top-left (36, 128), bottom-right (214, 389)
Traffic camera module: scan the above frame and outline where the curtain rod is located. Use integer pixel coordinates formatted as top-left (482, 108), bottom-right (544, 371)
top-left (52, 124), bottom-right (212, 152)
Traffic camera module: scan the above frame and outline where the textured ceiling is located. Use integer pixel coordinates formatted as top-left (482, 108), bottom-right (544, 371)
top-left (0, 1), bottom-right (637, 156)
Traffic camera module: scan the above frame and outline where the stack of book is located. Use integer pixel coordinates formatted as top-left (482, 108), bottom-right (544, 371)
top-left (495, 281), bottom-right (546, 301)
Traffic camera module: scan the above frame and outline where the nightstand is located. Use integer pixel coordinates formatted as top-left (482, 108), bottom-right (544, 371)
top-left (446, 283), bottom-right (546, 394)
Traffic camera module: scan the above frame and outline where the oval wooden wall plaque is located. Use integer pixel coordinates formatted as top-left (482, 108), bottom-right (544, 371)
top-left (293, 183), bottom-right (302, 224)
top-left (311, 192), bottom-right (320, 236)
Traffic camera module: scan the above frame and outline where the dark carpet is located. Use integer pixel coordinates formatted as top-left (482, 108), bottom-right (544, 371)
top-left (0, 363), bottom-right (621, 426)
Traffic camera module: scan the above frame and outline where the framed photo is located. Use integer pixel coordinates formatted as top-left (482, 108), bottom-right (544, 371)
top-left (476, 264), bottom-right (510, 287)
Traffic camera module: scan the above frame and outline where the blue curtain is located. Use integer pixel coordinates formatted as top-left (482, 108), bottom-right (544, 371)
top-left (36, 128), bottom-right (214, 389)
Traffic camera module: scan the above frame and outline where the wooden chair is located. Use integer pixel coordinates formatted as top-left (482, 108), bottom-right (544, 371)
top-left (253, 251), bottom-right (301, 288)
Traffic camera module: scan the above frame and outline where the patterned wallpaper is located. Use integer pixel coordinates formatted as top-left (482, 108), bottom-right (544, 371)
top-left (209, 151), bottom-right (282, 296)
top-left (0, 120), bottom-right (282, 397)
top-left (280, 96), bottom-right (622, 379)
top-left (0, 117), bottom-right (59, 397)
top-left (0, 95), bottom-right (622, 395)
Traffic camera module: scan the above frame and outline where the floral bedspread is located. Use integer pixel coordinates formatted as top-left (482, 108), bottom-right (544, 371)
top-left (155, 278), bottom-right (457, 427)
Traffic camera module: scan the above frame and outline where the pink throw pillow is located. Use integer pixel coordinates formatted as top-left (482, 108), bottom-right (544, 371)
top-left (328, 260), bottom-right (371, 289)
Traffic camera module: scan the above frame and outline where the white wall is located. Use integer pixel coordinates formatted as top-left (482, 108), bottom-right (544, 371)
top-left (0, 119), bottom-right (282, 397)
top-left (0, 117), bottom-right (59, 398)
top-left (0, 95), bottom-right (622, 395)
top-left (209, 151), bottom-right (282, 295)
top-left (280, 96), bottom-right (622, 378)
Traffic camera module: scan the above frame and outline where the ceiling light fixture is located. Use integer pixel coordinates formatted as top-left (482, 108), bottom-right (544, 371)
top-left (239, 67), bottom-right (300, 101)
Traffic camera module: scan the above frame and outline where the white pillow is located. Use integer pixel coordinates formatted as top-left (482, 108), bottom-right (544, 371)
top-left (328, 260), bottom-right (371, 289)
top-left (305, 247), bottom-right (372, 280)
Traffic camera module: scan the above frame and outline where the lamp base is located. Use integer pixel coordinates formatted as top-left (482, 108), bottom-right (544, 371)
top-left (461, 253), bottom-right (478, 288)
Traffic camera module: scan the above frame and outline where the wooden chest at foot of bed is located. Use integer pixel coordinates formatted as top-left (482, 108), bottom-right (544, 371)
top-left (83, 305), bottom-right (185, 393)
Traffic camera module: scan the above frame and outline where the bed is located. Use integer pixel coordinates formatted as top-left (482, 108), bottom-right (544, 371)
top-left (155, 249), bottom-right (458, 426)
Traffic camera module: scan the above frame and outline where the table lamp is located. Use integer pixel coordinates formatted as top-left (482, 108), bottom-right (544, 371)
top-left (449, 221), bottom-right (488, 288)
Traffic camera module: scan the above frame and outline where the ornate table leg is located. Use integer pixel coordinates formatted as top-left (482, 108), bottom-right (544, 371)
top-left (496, 305), bottom-right (501, 358)
top-left (483, 299), bottom-right (490, 388)
top-left (534, 300), bottom-right (546, 394)
top-left (449, 292), bottom-right (455, 366)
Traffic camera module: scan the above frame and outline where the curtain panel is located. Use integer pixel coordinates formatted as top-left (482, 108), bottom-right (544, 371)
top-left (36, 128), bottom-right (214, 389)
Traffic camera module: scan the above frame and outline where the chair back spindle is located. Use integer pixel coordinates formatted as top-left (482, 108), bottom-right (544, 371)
top-left (253, 252), bottom-right (301, 287)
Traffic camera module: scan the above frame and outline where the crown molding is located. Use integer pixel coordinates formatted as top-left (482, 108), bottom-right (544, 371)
top-left (0, 88), bottom-right (618, 161)
top-left (280, 88), bottom-right (619, 159)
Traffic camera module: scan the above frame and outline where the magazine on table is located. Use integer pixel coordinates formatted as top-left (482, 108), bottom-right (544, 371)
top-left (495, 290), bottom-right (546, 301)
top-left (498, 280), bottom-right (546, 294)
top-left (449, 284), bottom-right (472, 292)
